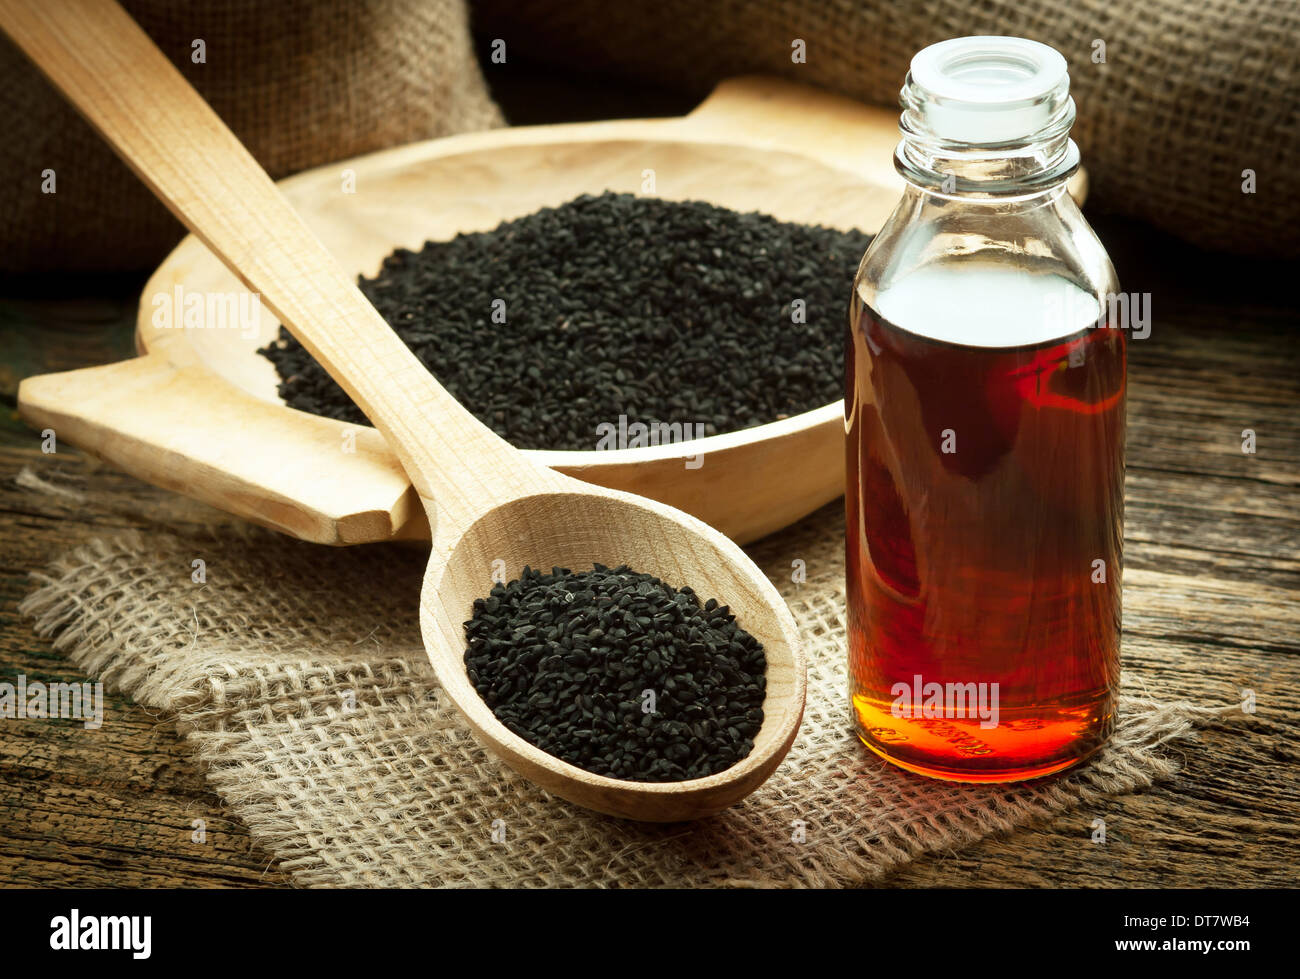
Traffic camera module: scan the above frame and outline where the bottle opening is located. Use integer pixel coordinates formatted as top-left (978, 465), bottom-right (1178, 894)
top-left (941, 51), bottom-right (1040, 88)
top-left (906, 36), bottom-right (1070, 145)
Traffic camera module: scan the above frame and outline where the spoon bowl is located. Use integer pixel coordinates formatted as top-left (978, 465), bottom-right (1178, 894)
top-left (1, 0), bottom-right (809, 821)
top-left (421, 487), bottom-right (804, 820)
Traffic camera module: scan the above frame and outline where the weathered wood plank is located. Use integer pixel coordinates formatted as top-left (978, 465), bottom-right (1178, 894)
top-left (0, 424), bottom-right (287, 887)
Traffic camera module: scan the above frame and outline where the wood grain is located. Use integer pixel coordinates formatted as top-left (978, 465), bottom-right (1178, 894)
top-left (0, 428), bottom-right (285, 887)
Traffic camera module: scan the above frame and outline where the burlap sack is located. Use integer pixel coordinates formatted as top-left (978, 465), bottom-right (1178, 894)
top-left (20, 495), bottom-right (1226, 888)
top-left (474, 0), bottom-right (1300, 257)
top-left (1, 0), bottom-right (503, 273)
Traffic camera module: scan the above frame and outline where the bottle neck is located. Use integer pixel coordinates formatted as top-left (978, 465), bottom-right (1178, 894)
top-left (895, 68), bottom-right (1080, 197)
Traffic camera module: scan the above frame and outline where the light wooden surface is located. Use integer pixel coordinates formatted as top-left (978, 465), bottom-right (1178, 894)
top-left (16, 66), bottom-right (1082, 546)
top-left (1, 0), bottom-right (807, 821)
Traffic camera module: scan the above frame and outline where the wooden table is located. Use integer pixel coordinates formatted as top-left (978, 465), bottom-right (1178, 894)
top-left (1, 207), bottom-right (1296, 887)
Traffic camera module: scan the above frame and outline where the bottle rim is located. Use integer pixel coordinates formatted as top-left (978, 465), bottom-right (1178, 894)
top-left (896, 36), bottom-right (1080, 194)
top-left (911, 36), bottom-right (1068, 110)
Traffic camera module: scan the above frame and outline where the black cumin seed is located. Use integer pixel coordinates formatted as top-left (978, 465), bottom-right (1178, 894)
top-left (462, 564), bottom-right (766, 783)
top-left (260, 192), bottom-right (871, 449)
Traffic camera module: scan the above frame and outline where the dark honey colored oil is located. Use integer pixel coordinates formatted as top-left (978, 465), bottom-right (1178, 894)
top-left (845, 276), bottom-right (1126, 781)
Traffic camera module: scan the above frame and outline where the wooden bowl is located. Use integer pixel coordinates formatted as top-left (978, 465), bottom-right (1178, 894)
top-left (18, 76), bottom-right (1085, 545)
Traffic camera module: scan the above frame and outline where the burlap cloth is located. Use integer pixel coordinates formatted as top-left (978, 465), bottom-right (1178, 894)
top-left (1, 0), bottom-right (503, 272)
top-left (475, 0), bottom-right (1300, 257)
top-left (20, 498), bottom-right (1225, 887)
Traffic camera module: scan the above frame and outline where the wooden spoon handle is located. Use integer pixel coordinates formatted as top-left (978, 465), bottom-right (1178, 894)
top-left (0, 0), bottom-right (552, 538)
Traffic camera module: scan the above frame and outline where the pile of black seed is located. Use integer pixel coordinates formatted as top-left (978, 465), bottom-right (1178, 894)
top-left (463, 564), bottom-right (766, 783)
top-left (261, 192), bottom-right (870, 450)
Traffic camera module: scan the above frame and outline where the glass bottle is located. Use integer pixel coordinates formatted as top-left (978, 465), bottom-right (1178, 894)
top-left (846, 36), bottom-right (1124, 781)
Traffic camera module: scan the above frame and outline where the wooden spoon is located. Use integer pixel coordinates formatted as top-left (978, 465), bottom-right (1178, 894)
top-left (1, 0), bottom-right (807, 821)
